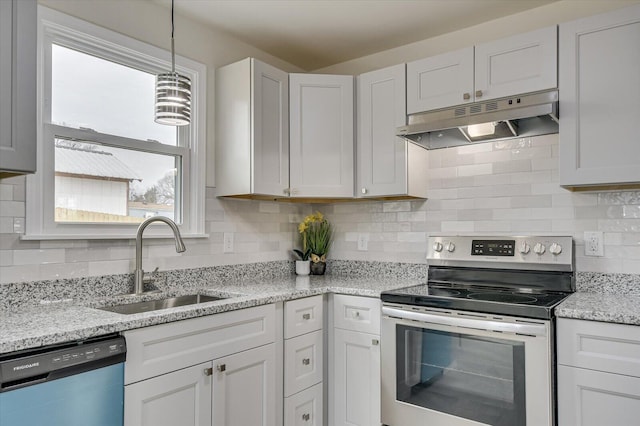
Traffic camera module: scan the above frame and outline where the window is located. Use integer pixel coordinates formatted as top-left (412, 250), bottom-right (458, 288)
top-left (26, 6), bottom-right (206, 239)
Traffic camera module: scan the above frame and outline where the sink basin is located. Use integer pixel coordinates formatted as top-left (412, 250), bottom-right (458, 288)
top-left (98, 294), bottom-right (226, 315)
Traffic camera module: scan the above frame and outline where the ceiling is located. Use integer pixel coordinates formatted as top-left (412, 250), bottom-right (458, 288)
top-left (166, 0), bottom-right (559, 71)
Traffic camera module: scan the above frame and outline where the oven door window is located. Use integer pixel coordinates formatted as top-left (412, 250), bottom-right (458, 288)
top-left (396, 324), bottom-right (526, 426)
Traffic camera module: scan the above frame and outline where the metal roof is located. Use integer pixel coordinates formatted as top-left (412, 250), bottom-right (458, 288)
top-left (55, 145), bottom-right (141, 181)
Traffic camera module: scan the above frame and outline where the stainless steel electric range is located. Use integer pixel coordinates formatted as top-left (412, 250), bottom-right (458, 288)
top-left (380, 235), bottom-right (574, 426)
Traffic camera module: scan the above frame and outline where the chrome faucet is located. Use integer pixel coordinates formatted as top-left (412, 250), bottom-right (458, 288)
top-left (134, 216), bottom-right (186, 295)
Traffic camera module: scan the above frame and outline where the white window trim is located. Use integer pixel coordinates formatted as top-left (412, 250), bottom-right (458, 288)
top-left (25, 6), bottom-right (207, 240)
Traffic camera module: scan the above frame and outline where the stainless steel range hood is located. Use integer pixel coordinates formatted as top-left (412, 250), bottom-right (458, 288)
top-left (397, 90), bottom-right (559, 150)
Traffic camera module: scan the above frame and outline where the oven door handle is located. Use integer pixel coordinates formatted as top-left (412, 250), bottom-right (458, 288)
top-left (382, 306), bottom-right (547, 337)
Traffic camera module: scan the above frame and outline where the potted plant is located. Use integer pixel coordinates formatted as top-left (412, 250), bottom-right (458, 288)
top-left (293, 248), bottom-right (311, 276)
top-left (297, 211), bottom-right (333, 275)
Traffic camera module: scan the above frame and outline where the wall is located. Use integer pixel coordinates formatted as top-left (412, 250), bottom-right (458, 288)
top-left (321, 135), bottom-right (640, 274)
top-left (315, 0), bottom-right (640, 75)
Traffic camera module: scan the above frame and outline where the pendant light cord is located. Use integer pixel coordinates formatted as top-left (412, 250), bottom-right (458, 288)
top-left (171, 0), bottom-right (176, 73)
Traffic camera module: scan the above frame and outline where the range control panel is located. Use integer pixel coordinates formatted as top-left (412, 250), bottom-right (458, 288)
top-left (427, 235), bottom-right (574, 272)
top-left (472, 240), bottom-right (514, 256)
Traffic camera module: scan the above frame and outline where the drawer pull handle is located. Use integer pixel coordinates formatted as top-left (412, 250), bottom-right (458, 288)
top-left (463, 92), bottom-right (471, 100)
top-left (475, 90), bottom-right (483, 98)
top-left (302, 413), bottom-right (310, 421)
top-left (302, 358), bottom-right (311, 365)
top-left (204, 367), bottom-right (213, 376)
top-left (217, 364), bottom-right (226, 372)
top-left (372, 339), bottom-right (379, 346)
top-left (302, 313), bottom-right (311, 320)
top-left (354, 311), bottom-right (361, 318)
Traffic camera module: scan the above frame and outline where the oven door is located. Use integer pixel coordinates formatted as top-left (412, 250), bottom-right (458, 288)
top-left (381, 305), bottom-right (553, 426)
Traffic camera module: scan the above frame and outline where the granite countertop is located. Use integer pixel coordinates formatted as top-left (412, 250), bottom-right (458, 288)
top-left (555, 292), bottom-right (640, 326)
top-left (0, 275), bottom-right (421, 355)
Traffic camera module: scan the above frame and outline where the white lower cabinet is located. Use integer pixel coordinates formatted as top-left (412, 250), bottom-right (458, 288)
top-left (330, 295), bottom-right (381, 426)
top-left (123, 304), bottom-right (277, 426)
top-left (333, 328), bottom-right (380, 426)
top-left (212, 343), bottom-right (276, 426)
top-left (557, 318), bottom-right (640, 426)
top-left (284, 382), bottom-right (323, 426)
top-left (125, 362), bottom-right (212, 426)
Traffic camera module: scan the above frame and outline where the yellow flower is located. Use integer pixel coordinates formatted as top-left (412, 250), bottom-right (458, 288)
top-left (314, 211), bottom-right (324, 222)
top-left (298, 222), bottom-right (308, 233)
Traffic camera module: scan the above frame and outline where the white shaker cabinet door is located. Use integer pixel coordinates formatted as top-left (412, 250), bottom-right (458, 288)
top-left (212, 343), bottom-right (277, 426)
top-left (474, 26), bottom-right (557, 102)
top-left (289, 73), bottom-right (354, 198)
top-left (559, 4), bottom-right (640, 187)
top-left (558, 365), bottom-right (640, 426)
top-left (332, 328), bottom-right (381, 426)
top-left (124, 362), bottom-right (212, 426)
top-left (0, 0), bottom-right (36, 175)
top-left (406, 47), bottom-right (474, 114)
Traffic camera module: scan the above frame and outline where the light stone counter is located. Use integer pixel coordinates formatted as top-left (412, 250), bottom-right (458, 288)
top-left (0, 275), bottom-right (421, 354)
top-left (555, 292), bottom-right (640, 326)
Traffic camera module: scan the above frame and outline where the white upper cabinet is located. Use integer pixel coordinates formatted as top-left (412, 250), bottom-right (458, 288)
top-left (289, 74), bottom-right (354, 198)
top-left (215, 58), bottom-right (289, 196)
top-left (407, 26), bottom-right (557, 114)
top-left (559, 4), bottom-right (640, 188)
top-left (0, 0), bottom-right (36, 176)
top-left (357, 64), bottom-right (428, 199)
top-left (407, 47), bottom-right (474, 114)
top-left (474, 26), bottom-right (557, 102)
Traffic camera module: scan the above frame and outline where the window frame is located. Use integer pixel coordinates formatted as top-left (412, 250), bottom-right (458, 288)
top-left (25, 6), bottom-right (207, 239)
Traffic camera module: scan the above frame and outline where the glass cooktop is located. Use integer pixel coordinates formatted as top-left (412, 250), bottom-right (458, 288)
top-left (381, 283), bottom-right (572, 320)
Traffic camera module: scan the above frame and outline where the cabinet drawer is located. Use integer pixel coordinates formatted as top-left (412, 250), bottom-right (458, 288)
top-left (558, 365), bottom-right (640, 426)
top-left (333, 294), bottom-right (381, 335)
top-left (284, 330), bottom-right (323, 397)
top-left (285, 295), bottom-right (323, 339)
top-left (284, 382), bottom-right (323, 426)
top-left (124, 304), bottom-right (276, 384)
top-left (557, 318), bottom-right (640, 377)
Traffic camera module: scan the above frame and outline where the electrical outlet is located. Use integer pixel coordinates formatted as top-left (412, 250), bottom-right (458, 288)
top-left (357, 233), bottom-right (369, 251)
top-left (223, 232), bottom-right (234, 253)
top-left (584, 231), bottom-right (604, 257)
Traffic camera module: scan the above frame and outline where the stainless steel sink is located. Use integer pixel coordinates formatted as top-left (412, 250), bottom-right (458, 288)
top-left (98, 294), bottom-right (226, 315)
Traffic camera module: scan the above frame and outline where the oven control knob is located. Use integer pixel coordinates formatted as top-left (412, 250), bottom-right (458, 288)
top-left (550, 243), bottom-right (563, 256)
top-left (445, 242), bottom-right (456, 253)
top-left (433, 242), bottom-right (443, 252)
top-left (519, 242), bottom-right (531, 254)
top-left (533, 243), bottom-right (546, 255)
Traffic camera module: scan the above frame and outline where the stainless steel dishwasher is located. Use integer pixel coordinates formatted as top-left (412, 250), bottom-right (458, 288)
top-left (0, 334), bottom-right (126, 426)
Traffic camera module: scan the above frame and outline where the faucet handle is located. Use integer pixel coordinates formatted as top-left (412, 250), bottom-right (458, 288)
top-left (143, 267), bottom-right (160, 284)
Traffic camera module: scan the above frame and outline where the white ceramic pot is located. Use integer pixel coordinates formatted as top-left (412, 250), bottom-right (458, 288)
top-left (295, 260), bottom-right (311, 276)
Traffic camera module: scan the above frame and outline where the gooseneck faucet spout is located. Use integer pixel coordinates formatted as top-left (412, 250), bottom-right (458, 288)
top-left (134, 216), bottom-right (186, 295)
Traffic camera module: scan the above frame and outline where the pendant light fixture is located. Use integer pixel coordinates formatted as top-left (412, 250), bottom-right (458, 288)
top-left (155, 0), bottom-right (191, 126)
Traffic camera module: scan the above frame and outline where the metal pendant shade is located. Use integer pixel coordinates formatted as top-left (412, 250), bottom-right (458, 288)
top-left (155, 0), bottom-right (191, 126)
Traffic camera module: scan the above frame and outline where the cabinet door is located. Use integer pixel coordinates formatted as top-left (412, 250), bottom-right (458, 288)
top-left (558, 365), bottom-right (640, 426)
top-left (252, 59), bottom-right (289, 196)
top-left (474, 26), bottom-right (557, 101)
top-left (332, 328), bottom-right (380, 426)
top-left (124, 362), bottom-right (212, 426)
top-left (289, 74), bottom-right (354, 198)
top-left (559, 4), bottom-right (640, 187)
top-left (0, 0), bottom-right (36, 175)
top-left (212, 343), bottom-right (276, 426)
top-left (406, 47), bottom-right (474, 114)
top-left (357, 64), bottom-right (409, 198)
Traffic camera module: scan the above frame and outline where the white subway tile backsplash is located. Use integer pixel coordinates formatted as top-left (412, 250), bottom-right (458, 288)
top-left (13, 249), bottom-right (65, 265)
top-left (458, 163), bottom-right (493, 177)
top-left (0, 185), bottom-right (13, 201)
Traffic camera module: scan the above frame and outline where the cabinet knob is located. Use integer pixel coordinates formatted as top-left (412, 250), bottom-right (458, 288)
top-left (361, 188), bottom-right (368, 194)
top-left (204, 367), bottom-right (213, 376)
top-left (217, 364), bottom-right (226, 372)
top-left (302, 313), bottom-right (311, 320)
top-left (302, 358), bottom-right (311, 365)
top-left (463, 93), bottom-right (471, 100)
top-left (354, 311), bottom-right (361, 318)
top-left (372, 339), bottom-right (379, 346)
top-left (302, 413), bottom-right (311, 421)
top-left (475, 90), bottom-right (483, 98)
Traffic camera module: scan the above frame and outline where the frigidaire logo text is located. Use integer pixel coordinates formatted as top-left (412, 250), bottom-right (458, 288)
top-left (13, 362), bottom-right (39, 371)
